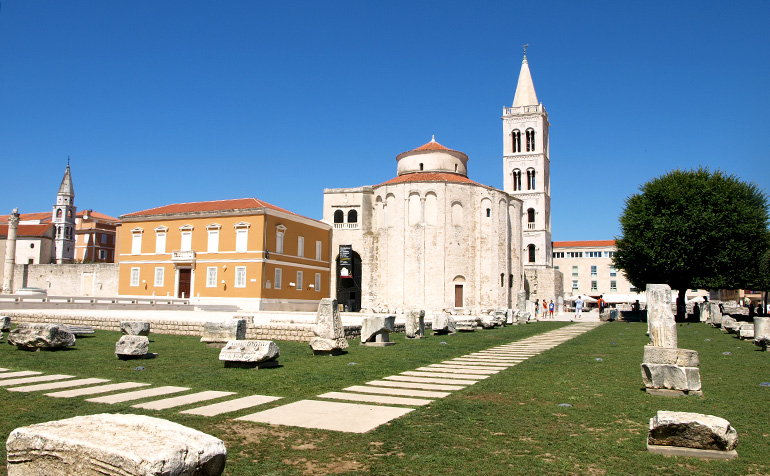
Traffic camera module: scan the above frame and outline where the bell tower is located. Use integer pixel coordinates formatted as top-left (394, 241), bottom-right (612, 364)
top-left (502, 47), bottom-right (552, 269)
top-left (52, 161), bottom-right (77, 263)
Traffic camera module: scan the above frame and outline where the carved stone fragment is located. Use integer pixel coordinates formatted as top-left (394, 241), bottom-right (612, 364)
top-left (120, 321), bottom-right (150, 336)
top-left (8, 323), bottom-right (75, 350)
top-left (648, 411), bottom-right (738, 451)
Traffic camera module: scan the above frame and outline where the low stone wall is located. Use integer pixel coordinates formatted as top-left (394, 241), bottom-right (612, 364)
top-left (4, 312), bottom-right (364, 342)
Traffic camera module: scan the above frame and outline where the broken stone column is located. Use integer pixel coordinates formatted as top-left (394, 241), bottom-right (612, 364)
top-left (8, 323), bottom-right (75, 350)
top-left (647, 411), bottom-right (738, 459)
top-left (361, 315), bottom-right (396, 346)
top-left (201, 319), bottom-right (247, 347)
top-left (405, 310), bottom-right (425, 339)
top-left (309, 298), bottom-right (349, 355)
top-left (641, 284), bottom-right (701, 396)
top-left (647, 284), bottom-right (677, 348)
top-left (754, 316), bottom-right (770, 351)
top-left (6, 413), bottom-right (227, 475)
top-left (708, 302), bottom-right (723, 327)
top-left (432, 313), bottom-right (456, 335)
top-left (121, 321), bottom-right (150, 336)
top-left (115, 335), bottom-right (150, 359)
top-left (2, 208), bottom-right (19, 294)
top-left (219, 340), bottom-right (280, 368)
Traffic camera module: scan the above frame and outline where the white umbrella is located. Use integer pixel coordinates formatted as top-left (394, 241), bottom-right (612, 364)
top-left (565, 295), bottom-right (598, 303)
top-left (604, 293), bottom-right (646, 304)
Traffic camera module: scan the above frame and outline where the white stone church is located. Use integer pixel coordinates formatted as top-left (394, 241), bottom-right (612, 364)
top-left (323, 53), bottom-right (562, 313)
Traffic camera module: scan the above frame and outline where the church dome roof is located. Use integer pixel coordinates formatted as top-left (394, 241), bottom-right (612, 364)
top-left (394, 136), bottom-right (469, 177)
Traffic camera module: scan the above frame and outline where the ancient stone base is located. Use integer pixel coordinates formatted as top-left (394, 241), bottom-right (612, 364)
top-left (360, 341), bottom-right (396, 347)
top-left (224, 360), bottom-right (280, 369)
top-left (646, 388), bottom-right (703, 397)
top-left (647, 442), bottom-right (737, 460)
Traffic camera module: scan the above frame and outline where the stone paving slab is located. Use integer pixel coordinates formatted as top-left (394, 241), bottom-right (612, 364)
top-left (181, 395), bottom-right (283, 416)
top-left (430, 364), bottom-right (501, 372)
top-left (365, 380), bottom-right (466, 391)
top-left (236, 399), bottom-right (415, 433)
top-left (0, 371), bottom-right (43, 379)
top-left (87, 386), bottom-right (190, 404)
top-left (132, 390), bottom-right (236, 410)
top-left (343, 385), bottom-right (451, 398)
top-left (0, 368), bottom-right (8, 372)
top-left (47, 382), bottom-right (150, 398)
top-left (455, 356), bottom-right (524, 363)
top-left (0, 374), bottom-right (74, 387)
top-left (7, 378), bottom-right (110, 392)
top-left (446, 360), bottom-right (512, 367)
top-left (319, 391), bottom-right (433, 407)
top-left (402, 370), bottom-right (489, 380)
top-left (384, 375), bottom-right (479, 386)
top-left (415, 366), bottom-right (497, 375)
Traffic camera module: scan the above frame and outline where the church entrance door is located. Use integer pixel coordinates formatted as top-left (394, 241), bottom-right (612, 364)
top-left (178, 268), bottom-right (191, 299)
top-left (336, 250), bottom-right (362, 312)
top-left (455, 285), bottom-right (464, 308)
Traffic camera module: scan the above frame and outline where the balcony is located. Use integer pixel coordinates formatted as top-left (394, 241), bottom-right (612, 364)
top-left (172, 250), bottom-right (196, 263)
top-left (334, 223), bottom-right (360, 230)
top-left (503, 104), bottom-right (543, 115)
top-left (527, 223), bottom-right (536, 230)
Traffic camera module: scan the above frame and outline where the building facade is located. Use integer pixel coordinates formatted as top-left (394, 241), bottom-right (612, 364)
top-left (118, 198), bottom-right (332, 311)
top-left (324, 138), bottom-right (523, 313)
top-left (552, 240), bottom-right (637, 301)
top-left (74, 210), bottom-right (119, 262)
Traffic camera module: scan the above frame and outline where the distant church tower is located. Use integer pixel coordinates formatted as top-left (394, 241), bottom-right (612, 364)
top-left (52, 163), bottom-right (76, 263)
top-left (502, 49), bottom-right (552, 270)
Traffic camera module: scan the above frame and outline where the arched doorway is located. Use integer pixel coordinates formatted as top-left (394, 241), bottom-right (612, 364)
top-left (335, 250), bottom-right (362, 312)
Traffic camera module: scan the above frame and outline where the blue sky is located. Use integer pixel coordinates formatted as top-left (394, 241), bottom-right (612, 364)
top-left (1, 1), bottom-right (767, 241)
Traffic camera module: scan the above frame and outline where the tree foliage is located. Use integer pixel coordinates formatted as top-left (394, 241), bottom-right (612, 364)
top-left (613, 168), bottom-right (770, 295)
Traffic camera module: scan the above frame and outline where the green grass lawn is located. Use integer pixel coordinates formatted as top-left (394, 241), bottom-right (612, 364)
top-left (1, 321), bottom-right (768, 475)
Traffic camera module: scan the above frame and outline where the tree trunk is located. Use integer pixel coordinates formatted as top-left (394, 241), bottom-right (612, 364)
top-left (675, 289), bottom-right (686, 321)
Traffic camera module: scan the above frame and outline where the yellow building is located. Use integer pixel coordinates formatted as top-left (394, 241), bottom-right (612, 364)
top-left (118, 198), bottom-right (331, 311)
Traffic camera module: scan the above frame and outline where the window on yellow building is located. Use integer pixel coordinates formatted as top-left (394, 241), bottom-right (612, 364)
top-left (235, 267), bottom-right (246, 287)
top-left (297, 271), bottom-right (303, 291)
top-left (155, 267), bottom-right (164, 287)
top-left (207, 224), bottom-right (220, 253)
top-left (274, 268), bottom-right (282, 289)
top-left (316, 240), bottom-right (322, 260)
top-left (130, 267), bottom-right (140, 286)
top-left (298, 236), bottom-right (304, 257)
top-left (206, 267), bottom-right (217, 287)
top-left (315, 273), bottom-right (321, 292)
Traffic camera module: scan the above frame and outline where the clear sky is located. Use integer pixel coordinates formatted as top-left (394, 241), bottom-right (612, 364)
top-left (1, 1), bottom-right (767, 241)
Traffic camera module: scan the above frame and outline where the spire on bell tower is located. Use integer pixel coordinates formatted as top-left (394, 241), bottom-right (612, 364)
top-left (52, 160), bottom-right (77, 263)
top-left (512, 46), bottom-right (539, 108)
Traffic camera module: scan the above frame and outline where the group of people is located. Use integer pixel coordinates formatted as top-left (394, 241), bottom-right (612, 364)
top-left (533, 298), bottom-right (556, 319)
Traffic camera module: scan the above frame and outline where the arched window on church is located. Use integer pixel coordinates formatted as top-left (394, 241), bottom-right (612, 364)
top-left (526, 168), bottom-right (536, 190)
top-left (526, 128), bottom-right (536, 152)
top-left (333, 210), bottom-right (344, 224)
top-left (347, 209), bottom-right (357, 224)
top-left (527, 208), bottom-right (535, 230)
top-left (512, 130), bottom-right (521, 153)
top-left (528, 244), bottom-right (536, 263)
top-left (512, 169), bottom-right (522, 191)
top-left (56, 209), bottom-right (62, 218)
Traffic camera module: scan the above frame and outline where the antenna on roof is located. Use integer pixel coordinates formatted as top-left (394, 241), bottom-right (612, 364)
top-left (431, 134), bottom-right (436, 142)
top-left (67, 155), bottom-right (70, 166)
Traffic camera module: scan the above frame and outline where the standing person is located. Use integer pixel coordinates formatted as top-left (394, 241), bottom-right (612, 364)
top-left (548, 300), bottom-right (555, 319)
top-left (598, 295), bottom-right (607, 316)
top-left (575, 295), bottom-right (584, 320)
top-left (534, 299), bottom-right (540, 318)
top-left (542, 299), bottom-right (548, 318)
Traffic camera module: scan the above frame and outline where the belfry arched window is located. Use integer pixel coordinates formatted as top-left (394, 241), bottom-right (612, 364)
top-left (526, 168), bottom-right (536, 190)
top-left (512, 169), bottom-right (522, 191)
top-left (333, 210), bottom-right (344, 223)
top-left (512, 130), bottom-right (521, 153)
top-left (526, 128), bottom-right (536, 152)
top-left (527, 208), bottom-right (535, 229)
top-left (528, 244), bottom-right (536, 263)
top-left (347, 209), bottom-right (358, 224)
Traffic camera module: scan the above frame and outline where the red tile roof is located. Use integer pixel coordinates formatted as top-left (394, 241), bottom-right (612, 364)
top-left (0, 212), bottom-right (52, 224)
top-left (396, 138), bottom-right (467, 161)
top-left (121, 198), bottom-right (302, 219)
top-left (0, 224), bottom-right (52, 238)
top-left (377, 172), bottom-right (480, 186)
top-left (552, 240), bottom-right (616, 248)
top-left (77, 210), bottom-right (120, 223)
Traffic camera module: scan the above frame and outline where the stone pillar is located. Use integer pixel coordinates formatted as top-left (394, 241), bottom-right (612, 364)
top-left (517, 290), bottom-right (527, 311)
top-left (557, 296), bottom-right (564, 313)
top-left (647, 284), bottom-right (677, 349)
top-left (754, 316), bottom-right (770, 351)
top-left (2, 208), bottom-right (20, 294)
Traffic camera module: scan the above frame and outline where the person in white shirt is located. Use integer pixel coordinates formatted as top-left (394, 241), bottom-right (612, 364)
top-left (575, 296), bottom-right (584, 320)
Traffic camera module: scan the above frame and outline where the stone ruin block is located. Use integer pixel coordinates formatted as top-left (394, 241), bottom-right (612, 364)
top-left (62, 325), bottom-right (95, 336)
top-left (115, 335), bottom-right (150, 360)
top-left (754, 316), bottom-right (770, 351)
top-left (455, 319), bottom-right (478, 332)
top-left (121, 321), bottom-right (150, 336)
top-left (738, 323), bottom-right (754, 340)
top-left (405, 310), bottom-right (425, 339)
top-left (721, 316), bottom-right (741, 334)
top-left (219, 340), bottom-right (280, 368)
top-left (708, 302), bottom-right (723, 326)
top-left (201, 319), bottom-right (247, 347)
top-left (641, 363), bottom-right (701, 393)
top-left (309, 298), bottom-right (349, 355)
top-left (1, 315), bottom-right (10, 332)
top-left (361, 315), bottom-right (396, 346)
top-left (8, 323), bottom-right (75, 350)
top-left (647, 284), bottom-right (677, 349)
top-left (432, 313), bottom-right (456, 335)
top-left (643, 345), bottom-right (700, 367)
top-left (648, 411), bottom-right (738, 452)
top-left (6, 413), bottom-right (226, 476)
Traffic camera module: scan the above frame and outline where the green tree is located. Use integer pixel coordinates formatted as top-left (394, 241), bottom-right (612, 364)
top-left (613, 168), bottom-right (770, 319)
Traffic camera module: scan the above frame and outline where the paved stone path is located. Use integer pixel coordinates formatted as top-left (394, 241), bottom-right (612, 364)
top-left (3, 322), bottom-right (601, 433)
